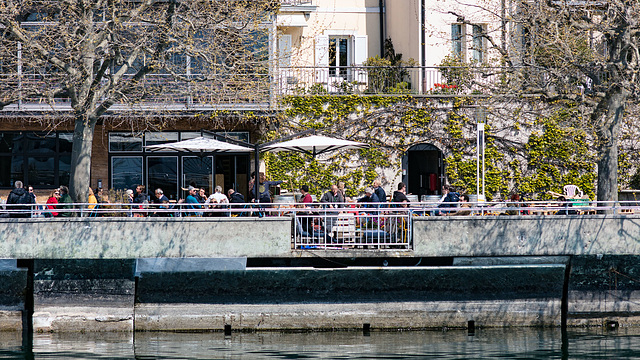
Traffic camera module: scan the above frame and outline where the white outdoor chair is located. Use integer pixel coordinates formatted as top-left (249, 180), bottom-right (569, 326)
top-left (563, 185), bottom-right (583, 198)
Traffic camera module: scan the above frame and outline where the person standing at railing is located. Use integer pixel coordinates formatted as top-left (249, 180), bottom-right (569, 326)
top-left (152, 188), bottom-right (171, 217)
top-left (435, 185), bottom-right (459, 216)
top-left (358, 187), bottom-right (381, 230)
top-left (320, 185), bottom-right (344, 205)
top-left (88, 187), bottom-right (98, 210)
top-left (297, 185), bottom-right (315, 234)
top-left (358, 187), bottom-right (380, 207)
top-left (337, 182), bottom-right (347, 201)
top-left (132, 184), bottom-right (148, 217)
top-left (253, 172), bottom-right (287, 204)
top-left (206, 186), bottom-right (229, 217)
top-left (27, 185), bottom-right (42, 217)
top-left (7, 181), bottom-right (35, 218)
top-left (27, 185), bottom-right (36, 203)
top-left (197, 188), bottom-right (208, 204)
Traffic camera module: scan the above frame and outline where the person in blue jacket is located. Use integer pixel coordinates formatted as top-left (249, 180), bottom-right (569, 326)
top-left (185, 186), bottom-right (203, 216)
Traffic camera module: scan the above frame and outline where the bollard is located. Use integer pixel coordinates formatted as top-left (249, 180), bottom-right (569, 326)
top-left (467, 320), bottom-right (475, 335)
top-left (363, 323), bottom-right (370, 336)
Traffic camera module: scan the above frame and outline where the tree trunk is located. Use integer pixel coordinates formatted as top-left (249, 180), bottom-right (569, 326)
top-left (69, 115), bottom-right (97, 203)
top-left (596, 91), bottom-right (628, 206)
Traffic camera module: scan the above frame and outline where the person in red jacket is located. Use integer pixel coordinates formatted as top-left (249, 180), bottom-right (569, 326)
top-left (46, 189), bottom-right (60, 217)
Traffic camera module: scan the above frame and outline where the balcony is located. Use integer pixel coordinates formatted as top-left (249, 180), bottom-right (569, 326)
top-left (275, 65), bottom-right (503, 97)
top-left (2, 65), bottom-right (560, 114)
top-left (280, 0), bottom-right (314, 5)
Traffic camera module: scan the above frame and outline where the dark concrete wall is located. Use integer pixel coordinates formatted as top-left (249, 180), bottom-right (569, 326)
top-left (136, 266), bottom-right (566, 304)
top-left (32, 260), bottom-right (136, 332)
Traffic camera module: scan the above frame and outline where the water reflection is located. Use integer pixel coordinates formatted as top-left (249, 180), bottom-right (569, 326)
top-left (0, 328), bottom-right (639, 359)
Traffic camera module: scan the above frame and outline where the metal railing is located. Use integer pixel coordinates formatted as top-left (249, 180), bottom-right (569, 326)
top-left (280, 0), bottom-right (313, 5)
top-left (4, 200), bottom-right (640, 251)
top-left (292, 206), bottom-right (412, 250)
top-left (15, 199), bottom-right (635, 216)
top-left (2, 66), bottom-right (511, 112)
top-left (275, 66), bottom-right (503, 96)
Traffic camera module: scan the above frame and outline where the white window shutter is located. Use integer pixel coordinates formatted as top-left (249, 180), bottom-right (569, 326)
top-left (278, 34), bottom-right (292, 67)
top-left (315, 35), bottom-right (329, 87)
top-left (315, 35), bottom-right (329, 66)
top-left (353, 35), bottom-right (368, 65)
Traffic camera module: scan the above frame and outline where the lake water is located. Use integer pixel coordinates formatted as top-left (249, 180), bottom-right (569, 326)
top-left (1, 328), bottom-right (639, 359)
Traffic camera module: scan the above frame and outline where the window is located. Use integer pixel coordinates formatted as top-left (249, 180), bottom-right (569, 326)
top-left (452, 24), bottom-right (465, 60)
top-left (109, 131), bottom-right (251, 198)
top-left (329, 36), bottom-right (350, 78)
top-left (111, 157), bottom-right (143, 191)
top-left (148, 156), bottom-right (178, 200)
top-left (144, 132), bottom-right (178, 151)
top-left (109, 133), bottom-right (143, 152)
top-left (0, 132), bottom-right (72, 188)
top-left (472, 25), bottom-right (486, 63)
top-left (278, 34), bottom-right (292, 68)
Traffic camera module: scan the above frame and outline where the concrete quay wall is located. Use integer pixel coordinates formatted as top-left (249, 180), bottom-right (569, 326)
top-left (1, 215), bottom-right (640, 332)
top-left (0, 215), bottom-right (640, 259)
top-left (4, 257), bottom-right (640, 332)
top-left (413, 215), bottom-right (640, 257)
top-left (0, 217), bottom-right (291, 259)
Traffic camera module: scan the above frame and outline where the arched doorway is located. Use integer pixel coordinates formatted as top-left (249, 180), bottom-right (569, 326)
top-left (402, 144), bottom-right (444, 197)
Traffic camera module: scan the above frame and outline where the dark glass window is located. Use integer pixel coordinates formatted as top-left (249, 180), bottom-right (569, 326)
top-left (145, 132), bottom-right (178, 150)
top-left (109, 133), bottom-right (143, 152)
top-left (111, 157), bottom-right (143, 191)
top-left (109, 131), bottom-right (250, 197)
top-left (0, 134), bottom-right (16, 153)
top-left (148, 156), bottom-right (178, 200)
top-left (26, 133), bottom-right (56, 156)
top-left (0, 132), bottom-right (70, 188)
top-left (28, 157), bottom-right (55, 186)
top-left (59, 154), bottom-right (71, 187)
top-left (452, 24), bottom-right (464, 59)
top-left (183, 156), bottom-right (213, 194)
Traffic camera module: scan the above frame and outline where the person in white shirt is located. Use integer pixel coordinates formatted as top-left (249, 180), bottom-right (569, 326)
top-left (206, 185), bottom-right (229, 204)
top-left (205, 185), bottom-right (229, 217)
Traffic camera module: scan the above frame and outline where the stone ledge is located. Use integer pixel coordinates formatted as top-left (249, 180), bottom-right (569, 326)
top-left (135, 300), bottom-right (562, 331)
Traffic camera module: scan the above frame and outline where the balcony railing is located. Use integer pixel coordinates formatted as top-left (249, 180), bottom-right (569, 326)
top-left (3, 65), bottom-right (586, 112)
top-left (280, 0), bottom-right (314, 5)
top-left (275, 66), bottom-right (503, 97)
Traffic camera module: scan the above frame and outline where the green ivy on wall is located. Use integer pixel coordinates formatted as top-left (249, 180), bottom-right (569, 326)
top-left (516, 110), bottom-right (596, 200)
top-left (267, 92), bottom-right (597, 200)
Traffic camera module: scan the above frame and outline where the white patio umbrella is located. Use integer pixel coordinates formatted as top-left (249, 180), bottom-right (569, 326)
top-left (144, 136), bottom-right (253, 153)
top-left (261, 135), bottom-right (368, 157)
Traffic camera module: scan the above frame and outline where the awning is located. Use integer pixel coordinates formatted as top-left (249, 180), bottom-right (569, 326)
top-left (261, 135), bottom-right (368, 157)
top-left (144, 137), bottom-right (253, 153)
top-left (276, 14), bottom-right (308, 27)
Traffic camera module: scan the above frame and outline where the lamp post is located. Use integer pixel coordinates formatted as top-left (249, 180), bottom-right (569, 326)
top-left (476, 120), bottom-right (485, 202)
